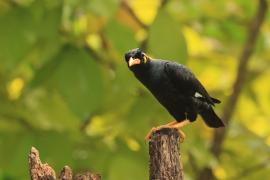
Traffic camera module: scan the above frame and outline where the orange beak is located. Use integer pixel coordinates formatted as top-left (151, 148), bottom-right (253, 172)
top-left (128, 57), bottom-right (141, 67)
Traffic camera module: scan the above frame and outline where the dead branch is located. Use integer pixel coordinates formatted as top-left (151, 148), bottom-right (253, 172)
top-left (149, 128), bottom-right (183, 180)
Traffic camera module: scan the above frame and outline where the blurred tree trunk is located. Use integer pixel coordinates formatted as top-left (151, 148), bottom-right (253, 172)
top-left (28, 147), bottom-right (101, 180)
top-left (149, 128), bottom-right (183, 180)
top-left (197, 0), bottom-right (268, 179)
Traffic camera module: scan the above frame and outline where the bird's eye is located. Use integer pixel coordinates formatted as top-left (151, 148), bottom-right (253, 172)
top-left (136, 51), bottom-right (143, 59)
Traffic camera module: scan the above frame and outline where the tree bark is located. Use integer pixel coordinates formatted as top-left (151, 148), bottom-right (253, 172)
top-left (149, 128), bottom-right (183, 180)
top-left (28, 147), bottom-right (101, 180)
top-left (29, 147), bottom-right (56, 180)
top-left (59, 166), bottom-right (73, 180)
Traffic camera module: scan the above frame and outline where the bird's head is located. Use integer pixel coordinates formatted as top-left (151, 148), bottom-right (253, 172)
top-left (124, 48), bottom-right (150, 69)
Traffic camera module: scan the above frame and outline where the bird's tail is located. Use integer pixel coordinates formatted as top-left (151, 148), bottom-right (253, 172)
top-left (211, 97), bottom-right (221, 104)
top-left (200, 106), bottom-right (225, 128)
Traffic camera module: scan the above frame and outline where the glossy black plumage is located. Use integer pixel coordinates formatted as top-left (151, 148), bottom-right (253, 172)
top-left (125, 48), bottom-right (224, 128)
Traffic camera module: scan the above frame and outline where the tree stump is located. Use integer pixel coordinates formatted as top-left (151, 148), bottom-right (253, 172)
top-left (28, 147), bottom-right (101, 180)
top-left (59, 166), bottom-right (73, 180)
top-left (29, 147), bottom-right (56, 180)
top-left (149, 128), bottom-right (183, 180)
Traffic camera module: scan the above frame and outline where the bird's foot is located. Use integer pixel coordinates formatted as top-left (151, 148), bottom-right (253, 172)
top-left (178, 129), bottom-right (186, 143)
top-left (169, 120), bottom-right (190, 143)
top-left (144, 127), bottom-right (158, 142)
top-left (144, 125), bottom-right (169, 142)
top-left (144, 120), bottom-right (190, 143)
top-left (144, 125), bottom-right (186, 143)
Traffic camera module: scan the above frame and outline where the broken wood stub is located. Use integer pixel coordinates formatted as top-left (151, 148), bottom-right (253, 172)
top-left (29, 147), bottom-right (56, 180)
top-left (74, 172), bottom-right (101, 180)
top-left (149, 128), bottom-right (183, 180)
top-left (59, 166), bottom-right (72, 180)
top-left (28, 147), bottom-right (101, 180)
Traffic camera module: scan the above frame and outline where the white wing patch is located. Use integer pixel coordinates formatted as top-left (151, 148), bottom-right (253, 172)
top-left (194, 92), bottom-right (203, 98)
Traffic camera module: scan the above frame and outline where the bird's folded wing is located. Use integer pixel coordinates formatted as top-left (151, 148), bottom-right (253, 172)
top-left (164, 61), bottom-right (216, 105)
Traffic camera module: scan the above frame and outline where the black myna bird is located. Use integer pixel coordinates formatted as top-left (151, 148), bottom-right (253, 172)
top-left (125, 48), bottom-right (224, 142)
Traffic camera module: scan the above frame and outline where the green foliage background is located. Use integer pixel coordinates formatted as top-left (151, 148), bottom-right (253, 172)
top-left (0, 0), bottom-right (270, 179)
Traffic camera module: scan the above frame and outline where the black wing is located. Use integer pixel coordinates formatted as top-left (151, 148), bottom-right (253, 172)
top-left (164, 61), bottom-right (220, 106)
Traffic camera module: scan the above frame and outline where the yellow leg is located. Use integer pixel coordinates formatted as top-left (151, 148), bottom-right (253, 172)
top-left (156, 121), bottom-right (178, 129)
top-left (170, 120), bottom-right (190, 129)
top-left (144, 120), bottom-right (190, 142)
top-left (170, 120), bottom-right (190, 143)
top-left (178, 129), bottom-right (186, 143)
top-left (145, 127), bottom-right (158, 142)
top-left (144, 121), bottom-right (176, 142)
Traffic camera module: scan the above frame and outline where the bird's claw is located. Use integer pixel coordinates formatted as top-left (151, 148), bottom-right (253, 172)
top-left (145, 127), bottom-right (186, 143)
top-left (144, 127), bottom-right (158, 142)
top-left (178, 129), bottom-right (186, 143)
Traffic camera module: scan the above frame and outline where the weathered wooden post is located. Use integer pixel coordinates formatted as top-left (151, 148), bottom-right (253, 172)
top-left (149, 128), bottom-right (183, 180)
top-left (28, 147), bottom-right (101, 180)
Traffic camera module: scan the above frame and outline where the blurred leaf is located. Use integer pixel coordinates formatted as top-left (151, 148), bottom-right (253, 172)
top-left (221, 20), bottom-right (245, 44)
top-left (101, 63), bottom-right (137, 111)
top-left (29, 53), bottom-right (63, 88)
top-left (108, 155), bottom-right (147, 180)
top-left (105, 20), bottom-right (138, 55)
top-left (128, 0), bottom-right (160, 25)
top-left (0, 116), bottom-right (25, 133)
top-left (0, 6), bottom-right (35, 71)
top-left (236, 0), bottom-right (256, 18)
top-left (29, 1), bottom-right (62, 67)
top-left (53, 46), bottom-right (103, 119)
top-left (182, 26), bottom-right (214, 56)
top-left (123, 92), bottom-right (168, 138)
top-left (0, 1), bottom-right (62, 72)
top-left (203, 21), bottom-right (224, 40)
top-left (30, 45), bottom-right (103, 119)
top-left (23, 88), bottom-right (80, 131)
top-left (88, 0), bottom-right (120, 18)
top-left (148, 9), bottom-right (187, 63)
top-left (0, 132), bottom-right (75, 179)
top-left (6, 133), bottom-right (35, 178)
